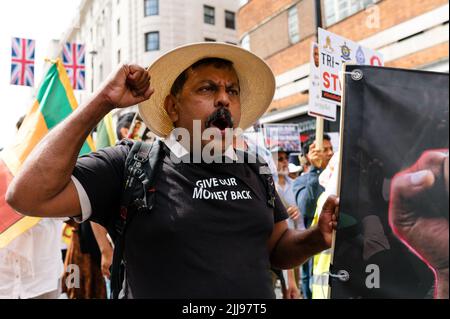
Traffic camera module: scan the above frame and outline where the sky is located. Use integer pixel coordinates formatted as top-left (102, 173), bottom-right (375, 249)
top-left (0, 0), bottom-right (81, 148)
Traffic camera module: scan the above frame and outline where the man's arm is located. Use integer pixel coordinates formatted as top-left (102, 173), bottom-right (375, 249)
top-left (91, 222), bottom-right (113, 279)
top-left (6, 64), bottom-right (153, 218)
top-left (268, 196), bottom-right (338, 269)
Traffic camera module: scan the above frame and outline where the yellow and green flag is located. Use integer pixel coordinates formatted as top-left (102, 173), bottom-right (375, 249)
top-left (95, 112), bottom-right (117, 150)
top-left (0, 59), bottom-right (95, 248)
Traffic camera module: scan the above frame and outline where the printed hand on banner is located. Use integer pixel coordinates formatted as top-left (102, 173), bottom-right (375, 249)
top-left (98, 64), bottom-right (154, 110)
top-left (389, 150), bottom-right (449, 298)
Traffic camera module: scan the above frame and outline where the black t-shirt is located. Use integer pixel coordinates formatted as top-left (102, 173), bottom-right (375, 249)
top-left (73, 143), bottom-right (288, 298)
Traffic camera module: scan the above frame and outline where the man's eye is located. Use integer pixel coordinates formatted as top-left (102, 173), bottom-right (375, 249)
top-left (199, 86), bottom-right (214, 92)
top-left (228, 89), bottom-right (240, 96)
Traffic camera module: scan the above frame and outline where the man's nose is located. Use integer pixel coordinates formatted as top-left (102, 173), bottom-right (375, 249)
top-left (215, 87), bottom-right (230, 108)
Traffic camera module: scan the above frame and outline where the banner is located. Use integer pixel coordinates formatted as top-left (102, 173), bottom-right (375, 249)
top-left (0, 59), bottom-right (94, 248)
top-left (332, 65), bottom-right (449, 298)
top-left (262, 124), bottom-right (301, 152)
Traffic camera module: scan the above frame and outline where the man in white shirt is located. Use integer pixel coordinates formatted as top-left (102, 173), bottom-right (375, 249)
top-left (0, 115), bottom-right (64, 299)
top-left (271, 147), bottom-right (306, 299)
top-left (0, 219), bottom-right (64, 299)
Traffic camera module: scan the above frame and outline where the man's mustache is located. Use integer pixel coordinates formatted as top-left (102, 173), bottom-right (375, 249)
top-left (205, 108), bottom-right (234, 130)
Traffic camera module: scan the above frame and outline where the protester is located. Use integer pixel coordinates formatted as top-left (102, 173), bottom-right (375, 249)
top-left (7, 42), bottom-right (338, 299)
top-left (288, 163), bottom-right (302, 180)
top-left (272, 147), bottom-right (304, 299)
top-left (89, 113), bottom-right (136, 298)
top-left (115, 112), bottom-right (135, 142)
top-left (292, 133), bottom-right (334, 299)
top-left (310, 152), bottom-right (340, 298)
top-left (0, 116), bottom-right (64, 299)
top-left (61, 220), bottom-right (106, 299)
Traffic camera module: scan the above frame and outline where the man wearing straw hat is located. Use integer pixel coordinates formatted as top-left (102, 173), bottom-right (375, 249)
top-left (7, 43), bottom-right (338, 298)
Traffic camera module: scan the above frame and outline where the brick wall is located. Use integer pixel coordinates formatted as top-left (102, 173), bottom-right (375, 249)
top-left (298, 0), bottom-right (316, 40)
top-left (240, 0), bottom-right (448, 76)
top-left (250, 11), bottom-right (290, 58)
top-left (268, 41), bottom-right (449, 112)
top-left (238, 0), bottom-right (297, 35)
top-left (386, 42), bottom-right (449, 69)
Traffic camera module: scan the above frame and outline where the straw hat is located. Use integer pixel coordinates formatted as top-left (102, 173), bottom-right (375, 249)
top-left (138, 42), bottom-right (276, 137)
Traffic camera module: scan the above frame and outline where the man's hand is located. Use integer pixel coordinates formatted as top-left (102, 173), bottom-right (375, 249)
top-left (101, 246), bottom-right (113, 279)
top-left (389, 150), bottom-right (449, 273)
top-left (317, 195), bottom-right (339, 248)
top-left (309, 142), bottom-right (326, 169)
top-left (287, 206), bottom-right (300, 221)
top-left (99, 64), bottom-right (154, 111)
top-left (284, 284), bottom-right (301, 299)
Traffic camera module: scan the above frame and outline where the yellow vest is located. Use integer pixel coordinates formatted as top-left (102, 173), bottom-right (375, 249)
top-left (311, 193), bottom-right (332, 299)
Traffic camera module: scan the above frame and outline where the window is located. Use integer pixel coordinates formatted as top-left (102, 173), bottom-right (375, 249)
top-left (204, 5), bottom-right (215, 25)
top-left (225, 11), bottom-right (236, 29)
top-left (117, 19), bottom-right (121, 35)
top-left (204, 38), bottom-right (216, 42)
top-left (145, 31), bottom-right (160, 51)
top-left (144, 0), bottom-right (159, 16)
top-left (117, 49), bottom-right (121, 64)
top-left (288, 6), bottom-right (300, 44)
top-left (324, 0), bottom-right (377, 26)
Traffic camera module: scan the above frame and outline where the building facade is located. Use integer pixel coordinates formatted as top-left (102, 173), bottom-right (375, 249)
top-left (238, 0), bottom-right (449, 133)
top-left (59, 0), bottom-right (239, 104)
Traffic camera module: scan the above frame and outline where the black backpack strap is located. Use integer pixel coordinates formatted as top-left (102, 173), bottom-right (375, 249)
top-left (111, 139), bottom-right (162, 299)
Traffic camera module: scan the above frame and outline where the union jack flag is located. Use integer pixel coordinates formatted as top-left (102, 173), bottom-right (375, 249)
top-left (62, 43), bottom-right (86, 90)
top-left (10, 37), bottom-right (35, 87)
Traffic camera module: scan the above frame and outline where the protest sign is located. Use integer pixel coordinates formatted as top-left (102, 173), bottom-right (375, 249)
top-left (318, 28), bottom-right (384, 105)
top-left (262, 124), bottom-right (301, 152)
top-left (331, 65), bottom-right (448, 299)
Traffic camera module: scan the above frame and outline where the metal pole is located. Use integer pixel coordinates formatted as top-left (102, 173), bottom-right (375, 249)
top-left (315, 0), bottom-right (323, 35)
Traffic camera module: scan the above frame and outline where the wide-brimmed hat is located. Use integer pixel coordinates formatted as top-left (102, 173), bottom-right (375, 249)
top-left (138, 42), bottom-right (276, 137)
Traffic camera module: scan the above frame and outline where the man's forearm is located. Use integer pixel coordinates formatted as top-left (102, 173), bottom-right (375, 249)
top-left (91, 222), bottom-right (113, 253)
top-left (7, 94), bottom-right (111, 212)
top-left (271, 227), bottom-right (328, 269)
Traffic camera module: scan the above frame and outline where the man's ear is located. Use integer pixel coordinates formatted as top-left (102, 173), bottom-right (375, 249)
top-left (164, 95), bottom-right (179, 123)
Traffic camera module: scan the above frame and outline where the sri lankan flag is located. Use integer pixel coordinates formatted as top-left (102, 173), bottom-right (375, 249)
top-left (0, 59), bottom-right (95, 249)
top-left (95, 112), bottom-right (116, 150)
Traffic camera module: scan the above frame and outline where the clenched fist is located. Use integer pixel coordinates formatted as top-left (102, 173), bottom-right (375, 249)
top-left (98, 64), bottom-right (154, 110)
top-left (389, 150), bottom-right (449, 298)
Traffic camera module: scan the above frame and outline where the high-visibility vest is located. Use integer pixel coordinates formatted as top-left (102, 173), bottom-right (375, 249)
top-left (311, 193), bottom-right (332, 299)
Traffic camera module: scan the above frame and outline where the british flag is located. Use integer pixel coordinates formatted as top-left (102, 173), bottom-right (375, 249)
top-left (10, 37), bottom-right (35, 87)
top-left (62, 43), bottom-right (86, 90)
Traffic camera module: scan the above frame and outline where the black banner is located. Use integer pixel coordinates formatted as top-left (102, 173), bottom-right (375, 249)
top-left (332, 65), bottom-right (449, 298)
